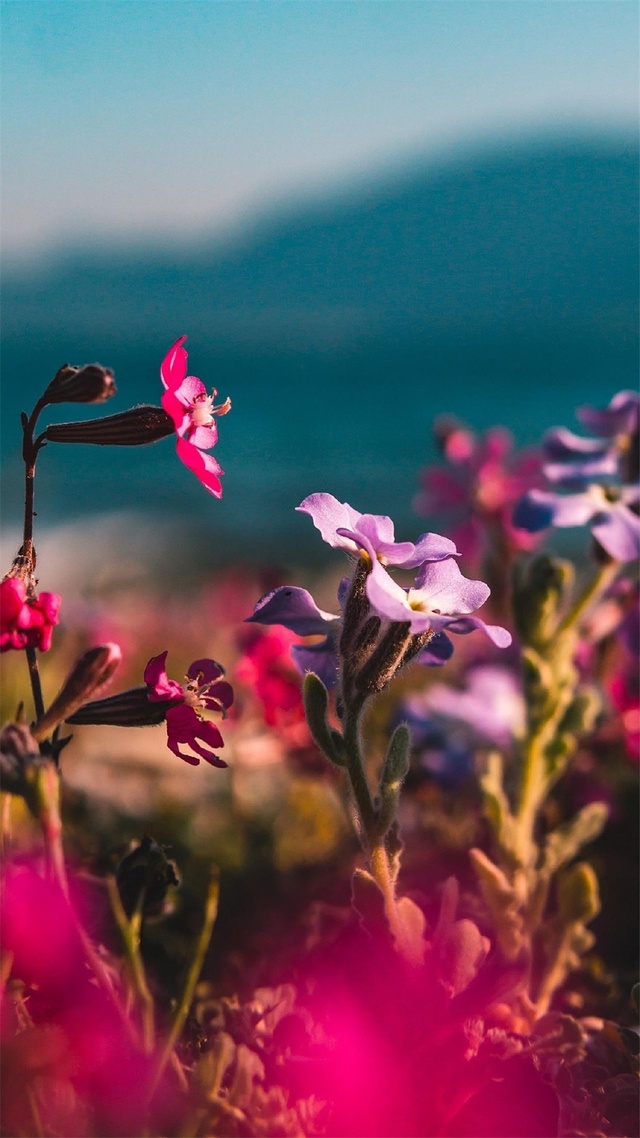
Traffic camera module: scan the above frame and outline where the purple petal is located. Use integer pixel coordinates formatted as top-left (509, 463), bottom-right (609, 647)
top-left (365, 562), bottom-right (415, 625)
top-left (144, 652), bottom-right (183, 702)
top-left (543, 454), bottom-right (619, 485)
top-left (417, 632), bottom-right (454, 666)
top-left (577, 391), bottom-right (640, 438)
top-left (438, 615), bottom-right (512, 647)
top-left (202, 681), bottom-right (234, 712)
top-left (188, 658), bottom-right (225, 684)
top-left (414, 558), bottom-right (490, 614)
top-left (246, 586), bottom-right (338, 635)
top-left (291, 639), bottom-right (339, 689)
top-left (514, 489), bottom-right (597, 532)
top-left (296, 493), bottom-right (363, 549)
top-left (591, 502), bottom-right (640, 562)
top-left (398, 532), bottom-right (459, 568)
top-left (543, 427), bottom-right (611, 460)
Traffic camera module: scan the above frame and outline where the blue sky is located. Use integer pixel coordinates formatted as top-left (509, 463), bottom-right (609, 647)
top-left (2, 0), bottom-right (638, 257)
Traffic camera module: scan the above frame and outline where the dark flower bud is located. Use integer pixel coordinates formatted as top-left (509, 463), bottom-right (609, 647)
top-left (44, 405), bottom-right (175, 447)
top-left (355, 622), bottom-right (413, 694)
top-left (339, 559), bottom-right (371, 656)
top-left (32, 644), bottom-right (122, 741)
top-left (116, 835), bottom-right (180, 919)
top-left (43, 363), bottom-right (116, 405)
top-left (67, 686), bottom-right (170, 726)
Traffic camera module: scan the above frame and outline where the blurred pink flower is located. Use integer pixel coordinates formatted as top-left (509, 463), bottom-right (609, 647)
top-left (414, 421), bottom-right (543, 562)
top-left (144, 651), bottom-right (233, 766)
top-left (236, 626), bottom-right (313, 749)
top-left (160, 336), bottom-right (231, 497)
top-left (0, 578), bottom-right (61, 653)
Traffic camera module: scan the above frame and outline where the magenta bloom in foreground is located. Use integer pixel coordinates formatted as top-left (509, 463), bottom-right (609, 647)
top-left (0, 578), bottom-right (61, 653)
top-left (160, 337), bottom-right (231, 497)
top-left (144, 651), bottom-right (233, 766)
top-left (365, 556), bottom-right (512, 646)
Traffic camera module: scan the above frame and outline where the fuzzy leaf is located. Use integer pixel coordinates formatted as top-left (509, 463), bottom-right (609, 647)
top-left (556, 862), bottom-right (601, 924)
top-left (302, 673), bottom-right (344, 765)
top-left (543, 803), bottom-right (608, 876)
top-left (469, 847), bottom-right (523, 960)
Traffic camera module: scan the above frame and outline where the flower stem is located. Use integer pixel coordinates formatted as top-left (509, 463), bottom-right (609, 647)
top-left (149, 868), bottom-right (220, 1097)
top-left (107, 879), bottom-right (156, 1053)
top-left (25, 646), bottom-right (46, 724)
top-left (556, 558), bottom-right (619, 635)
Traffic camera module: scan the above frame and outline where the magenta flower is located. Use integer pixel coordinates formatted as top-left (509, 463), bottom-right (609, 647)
top-left (160, 337), bottom-right (231, 497)
top-left (414, 423), bottom-right (543, 562)
top-left (297, 492), bottom-right (458, 567)
top-left (0, 578), bottom-right (61, 653)
top-left (365, 556), bottom-right (512, 647)
top-left (144, 651), bottom-right (233, 766)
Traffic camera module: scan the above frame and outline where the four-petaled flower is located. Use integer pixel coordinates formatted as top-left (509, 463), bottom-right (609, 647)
top-left (365, 555), bottom-right (512, 647)
top-left (144, 651), bottom-right (233, 766)
top-left (0, 579), bottom-right (61, 654)
top-left (160, 337), bottom-right (231, 497)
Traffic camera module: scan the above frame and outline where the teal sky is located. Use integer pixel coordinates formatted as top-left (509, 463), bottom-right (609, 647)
top-left (2, 0), bottom-right (638, 257)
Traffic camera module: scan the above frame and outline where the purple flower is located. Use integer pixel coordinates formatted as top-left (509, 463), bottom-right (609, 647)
top-left (245, 586), bottom-right (340, 689)
top-left (515, 391), bottom-right (640, 561)
top-left (144, 652), bottom-right (233, 766)
top-left (415, 665), bottom-right (525, 748)
top-left (514, 484), bottom-right (640, 562)
top-left (365, 556), bottom-right (512, 646)
top-left (296, 493), bottom-right (458, 567)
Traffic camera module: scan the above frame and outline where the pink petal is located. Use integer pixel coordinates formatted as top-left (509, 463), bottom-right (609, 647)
top-left (202, 681), bottom-right (234, 712)
top-left (161, 389), bottom-right (188, 433)
top-left (187, 423), bottom-right (218, 450)
top-left (187, 658), bottom-right (225, 684)
top-left (144, 651), bottom-right (183, 701)
top-left (0, 579), bottom-right (27, 625)
top-left (175, 437), bottom-right (224, 497)
top-left (160, 337), bottom-right (188, 391)
top-left (173, 375), bottom-right (207, 405)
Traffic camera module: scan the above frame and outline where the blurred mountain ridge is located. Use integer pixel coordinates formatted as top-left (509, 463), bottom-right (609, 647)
top-left (1, 131), bottom-right (638, 562)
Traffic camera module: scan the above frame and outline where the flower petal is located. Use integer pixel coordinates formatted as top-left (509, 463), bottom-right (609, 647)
top-left (577, 391), bottom-right (640, 438)
top-left (175, 437), bottom-right (224, 497)
top-left (161, 389), bottom-right (188, 433)
top-left (365, 560), bottom-right (415, 625)
top-left (439, 615), bottom-right (512, 647)
top-left (513, 489), bottom-right (597, 532)
top-left (160, 337), bottom-right (188, 391)
top-left (399, 532), bottom-right (459, 568)
top-left (290, 639), bottom-right (339, 689)
top-left (173, 375), bottom-right (208, 406)
top-left (417, 631), bottom-right (454, 666)
top-left (414, 557), bottom-right (490, 614)
top-left (543, 426), bottom-right (611, 459)
top-left (187, 658), bottom-right (225, 685)
top-left (246, 586), bottom-right (338, 635)
top-left (202, 681), bottom-right (235, 712)
top-left (296, 493), bottom-right (363, 550)
top-left (187, 423), bottom-right (218, 450)
top-left (591, 502), bottom-right (640, 562)
top-left (144, 652), bottom-right (183, 702)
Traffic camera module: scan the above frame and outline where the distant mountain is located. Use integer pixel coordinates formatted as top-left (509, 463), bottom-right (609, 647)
top-left (2, 132), bottom-right (638, 562)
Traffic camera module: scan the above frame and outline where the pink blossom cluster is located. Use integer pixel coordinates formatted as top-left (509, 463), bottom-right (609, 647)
top-left (0, 578), bottom-right (61, 653)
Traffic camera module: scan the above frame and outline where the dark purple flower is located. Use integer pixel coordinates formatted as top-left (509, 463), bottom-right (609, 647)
top-left (144, 652), bottom-right (233, 766)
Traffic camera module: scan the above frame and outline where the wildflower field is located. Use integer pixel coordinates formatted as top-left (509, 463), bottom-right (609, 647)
top-left (1, 340), bottom-right (638, 1138)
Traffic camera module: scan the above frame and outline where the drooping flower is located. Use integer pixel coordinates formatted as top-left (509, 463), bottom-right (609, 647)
top-left (144, 651), bottom-right (233, 766)
top-left (0, 578), bottom-right (61, 653)
top-left (514, 392), bottom-right (640, 561)
top-left (296, 493), bottom-right (458, 567)
top-left (160, 337), bottom-right (231, 497)
top-left (414, 421), bottom-right (543, 562)
top-left (364, 555), bottom-right (512, 647)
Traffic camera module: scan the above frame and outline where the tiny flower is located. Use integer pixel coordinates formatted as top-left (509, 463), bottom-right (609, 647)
top-left (365, 556), bottom-right (512, 647)
top-left (160, 337), bottom-right (231, 498)
top-left (296, 492), bottom-right (458, 567)
top-left (0, 578), bottom-right (61, 653)
top-left (144, 651), bottom-right (233, 766)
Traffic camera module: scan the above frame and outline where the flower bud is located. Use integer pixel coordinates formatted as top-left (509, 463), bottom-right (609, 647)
top-left (116, 835), bottom-right (180, 919)
top-left (67, 686), bottom-right (170, 726)
top-left (0, 722), bottom-right (42, 796)
top-left (32, 643), bottom-right (122, 741)
top-left (43, 363), bottom-right (116, 405)
top-left (44, 405), bottom-right (175, 447)
top-left (355, 623), bottom-right (413, 694)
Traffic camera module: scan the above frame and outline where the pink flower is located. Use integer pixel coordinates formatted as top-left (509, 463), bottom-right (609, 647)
top-left (415, 422), bottom-right (543, 563)
top-left (144, 651), bottom-right (233, 766)
top-left (236, 626), bottom-right (313, 748)
top-left (0, 578), bottom-right (61, 653)
top-left (160, 337), bottom-right (231, 497)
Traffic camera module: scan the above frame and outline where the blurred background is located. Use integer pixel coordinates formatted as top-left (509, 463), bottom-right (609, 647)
top-left (1, 0), bottom-right (638, 571)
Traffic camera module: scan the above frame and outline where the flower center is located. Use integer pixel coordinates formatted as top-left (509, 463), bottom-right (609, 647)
top-left (189, 391), bottom-right (215, 428)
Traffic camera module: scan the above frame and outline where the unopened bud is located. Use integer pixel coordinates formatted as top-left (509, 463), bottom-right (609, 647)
top-left (67, 685), bottom-right (170, 727)
top-left (44, 405), bottom-right (175, 447)
top-left (33, 644), bottom-right (122, 741)
top-left (339, 559), bottom-right (372, 656)
top-left (355, 623), bottom-right (413, 694)
top-left (116, 835), bottom-right (180, 919)
top-left (43, 363), bottom-right (116, 405)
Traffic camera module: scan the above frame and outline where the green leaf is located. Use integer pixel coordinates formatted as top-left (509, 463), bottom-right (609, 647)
top-left (302, 673), bottom-right (344, 765)
top-left (542, 803), bottom-right (608, 875)
top-left (469, 847), bottom-right (523, 960)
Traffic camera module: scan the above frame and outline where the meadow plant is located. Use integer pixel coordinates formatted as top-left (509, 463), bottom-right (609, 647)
top-left (1, 344), bottom-right (638, 1137)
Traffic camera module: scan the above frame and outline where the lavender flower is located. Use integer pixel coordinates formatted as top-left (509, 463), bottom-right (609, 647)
top-left (245, 586), bottom-right (340, 688)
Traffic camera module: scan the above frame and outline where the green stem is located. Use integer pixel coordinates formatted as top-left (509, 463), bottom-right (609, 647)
top-left (107, 879), bottom-right (156, 1053)
top-left (556, 558), bottom-right (619, 635)
top-left (149, 868), bottom-right (220, 1097)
